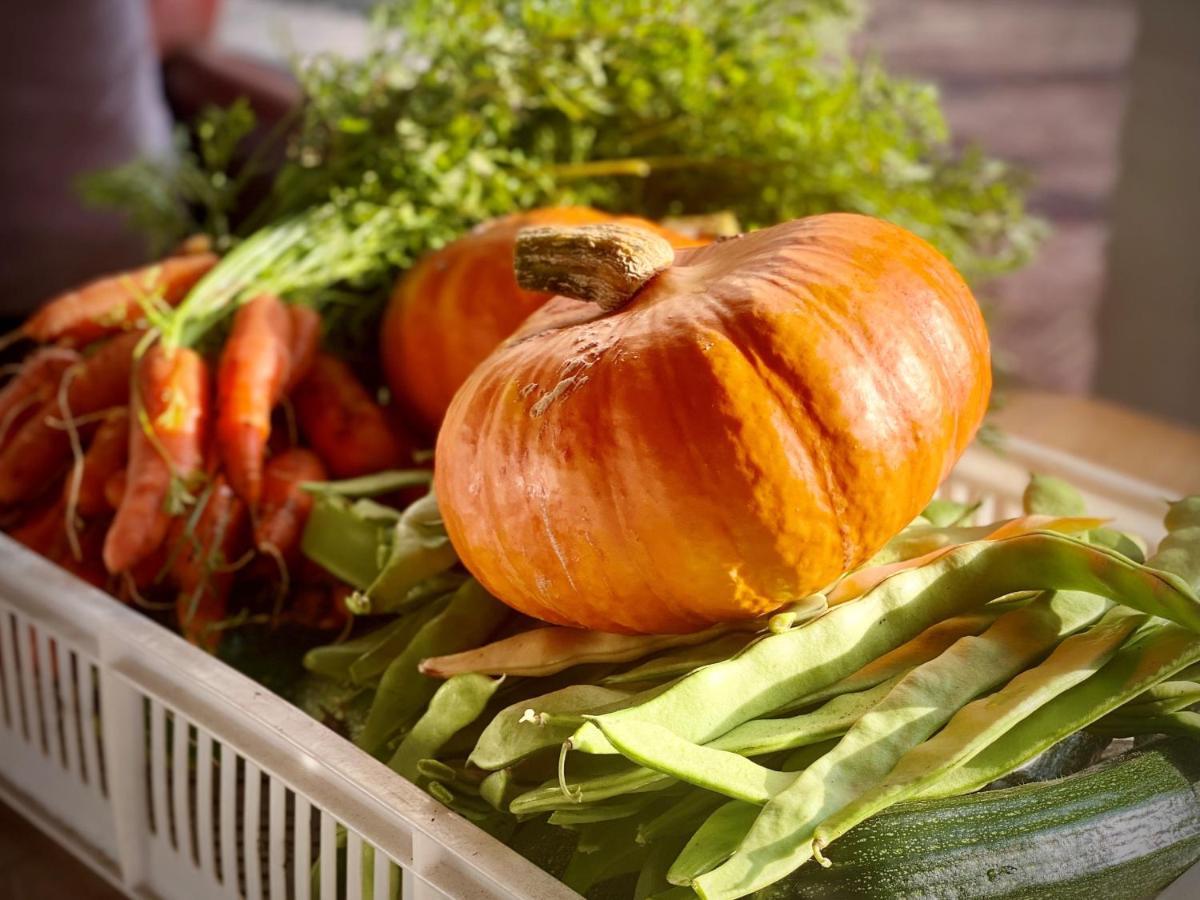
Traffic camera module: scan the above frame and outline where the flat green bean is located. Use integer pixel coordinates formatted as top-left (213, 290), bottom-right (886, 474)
top-left (1119, 680), bottom-right (1200, 716)
top-left (362, 491), bottom-right (461, 614)
top-left (668, 801), bottom-right (758, 886)
top-left (1091, 709), bottom-right (1200, 739)
top-left (562, 819), bottom-right (652, 896)
top-left (636, 837), bottom-right (690, 900)
top-left (916, 619), bottom-right (1200, 800)
top-left (829, 517), bottom-right (1103, 606)
top-left (1149, 497), bottom-right (1200, 590)
top-left (416, 758), bottom-right (462, 783)
top-left (549, 792), bottom-right (664, 826)
top-left (302, 615), bottom-right (414, 682)
top-left (596, 720), bottom-right (795, 804)
top-left (1024, 472), bottom-right (1087, 516)
top-left (802, 607), bottom-right (1146, 875)
top-left (357, 580), bottom-right (508, 755)
top-left (1086, 526), bottom-right (1146, 563)
top-left (921, 497), bottom-right (980, 527)
top-left (479, 769), bottom-right (520, 811)
top-left (777, 739), bottom-right (839, 773)
top-left (469, 685), bottom-right (633, 771)
top-left (512, 681), bottom-right (893, 814)
top-left (638, 792), bottom-right (726, 846)
top-left (771, 608), bottom-right (1007, 714)
top-left (693, 595), bottom-right (1127, 899)
top-left (300, 494), bottom-right (395, 590)
top-left (707, 676), bottom-right (901, 757)
top-left (348, 597), bottom-right (447, 685)
top-left (573, 533), bottom-right (1200, 757)
top-left (603, 633), bottom-right (760, 686)
top-left (511, 760), bottom-right (676, 814)
top-left (423, 595), bottom-right (825, 680)
top-left (388, 673), bottom-right (500, 782)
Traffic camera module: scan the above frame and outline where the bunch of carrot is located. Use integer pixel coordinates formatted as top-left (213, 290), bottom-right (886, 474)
top-left (0, 244), bottom-right (416, 649)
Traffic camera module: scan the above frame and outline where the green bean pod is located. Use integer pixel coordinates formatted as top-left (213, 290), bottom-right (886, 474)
top-left (773, 607), bottom-right (1010, 714)
top-left (562, 819), bottom-right (653, 896)
top-left (1118, 680), bottom-right (1200, 717)
top-left (1090, 709), bottom-right (1200, 739)
top-left (469, 684), bottom-right (635, 771)
top-left (668, 802), bottom-right (759, 886)
top-left (603, 632), bottom-right (761, 686)
top-left (357, 580), bottom-right (508, 755)
top-left (422, 595), bottom-right (826, 680)
top-left (636, 837), bottom-right (691, 900)
top-left (360, 491), bottom-right (461, 615)
top-left (595, 720), bottom-right (796, 805)
top-left (920, 497), bottom-right (980, 527)
top-left (572, 532), bottom-right (1200, 757)
top-left (387, 673), bottom-right (500, 782)
top-left (302, 615), bottom-right (414, 682)
top-left (348, 597), bottom-right (448, 686)
top-left (513, 681), bottom-right (896, 814)
top-left (511, 759), bottom-right (676, 814)
top-left (915, 619), bottom-right (1200, 800)
top-left (710, 676), bottom-right (902, 758)
top-left (804, 607), bottom-right (1146, 875)
top-left (692, 597), bottom-right (1131, 899)
top-left (548, 792), bottom-right (666, 826)
top-left (1085, 526), bottom-right (1147, 563)
top-left (1149, 497), bottom-right (1200, 589)
top-left (1023, 473), bottom-right (1087, 516)
top-left (300, 494), bottom-right (396, 591)
top-left (638, 792), bottom-right (727, 846)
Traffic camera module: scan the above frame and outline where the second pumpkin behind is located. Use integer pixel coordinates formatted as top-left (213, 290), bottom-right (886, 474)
top-left (381, 206), bottom-right (701, 436)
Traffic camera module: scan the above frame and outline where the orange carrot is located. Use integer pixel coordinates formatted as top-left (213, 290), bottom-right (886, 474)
top-left (23, 254), bottom-right (218, 347)
top-left (254, 448), bottom-right (325, 558)
top-left (103, 342), bottom-right (210, 574)
top-left (103, 468), bottom-right (127, 512)
top-left (0, 332), bottom-right (141, 504)
top-left (293, 353), bottom-right (412, 478)
top-left (0, 347), bottom-right (79, 451)
top-left (172, 476), bottom-right (248, 650)
top-left (285, 305), bottom-right (321, 391)
top-left (70, 408), bottom-right (129, 517)
top-left (123, 539), bottom-right (168, 594)
top-left (216, 294), bottom-right (293, 507)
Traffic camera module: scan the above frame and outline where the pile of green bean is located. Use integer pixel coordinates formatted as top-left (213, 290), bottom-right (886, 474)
top-left (299, 475), bottom-right (1200, 899)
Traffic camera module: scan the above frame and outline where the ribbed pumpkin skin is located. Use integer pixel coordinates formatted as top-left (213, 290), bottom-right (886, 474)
top-left (382, 206), bottom-right (700, 436)
top-left (435, 213), bottom-right (991, 634)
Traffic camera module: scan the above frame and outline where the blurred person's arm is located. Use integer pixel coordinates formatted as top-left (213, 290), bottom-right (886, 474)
top-left (148, 0), bottom-right (222, 57)
top-left (0, 0), bottom-right (176, 316)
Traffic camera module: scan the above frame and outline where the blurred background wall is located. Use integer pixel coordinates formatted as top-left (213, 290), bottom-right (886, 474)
top-left (1096, 0), bottom-right (1200, 427)
top-left (861, 0), bottom-right (1198, 428)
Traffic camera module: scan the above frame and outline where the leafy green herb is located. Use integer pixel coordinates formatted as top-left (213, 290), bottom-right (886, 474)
top-left (80, 99), bottom-right (257, 255)
top-left (87, 0), bottom-right (1041, 287)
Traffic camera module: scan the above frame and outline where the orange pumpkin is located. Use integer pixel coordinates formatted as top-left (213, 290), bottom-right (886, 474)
top-left (433, 214), bottom-right (991, 634)
top-left (381, 206), bottom-right (701, 435)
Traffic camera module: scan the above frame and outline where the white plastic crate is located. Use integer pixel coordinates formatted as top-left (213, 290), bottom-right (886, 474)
top-left (0, 435), bottom-right (1193, 900)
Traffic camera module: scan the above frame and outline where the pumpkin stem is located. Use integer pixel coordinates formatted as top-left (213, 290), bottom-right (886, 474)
top-left (514, 224), bottom-right (675, 312)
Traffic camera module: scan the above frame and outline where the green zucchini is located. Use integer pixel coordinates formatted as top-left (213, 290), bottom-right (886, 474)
top-left (760, 739), bottom-right (1200, 899)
